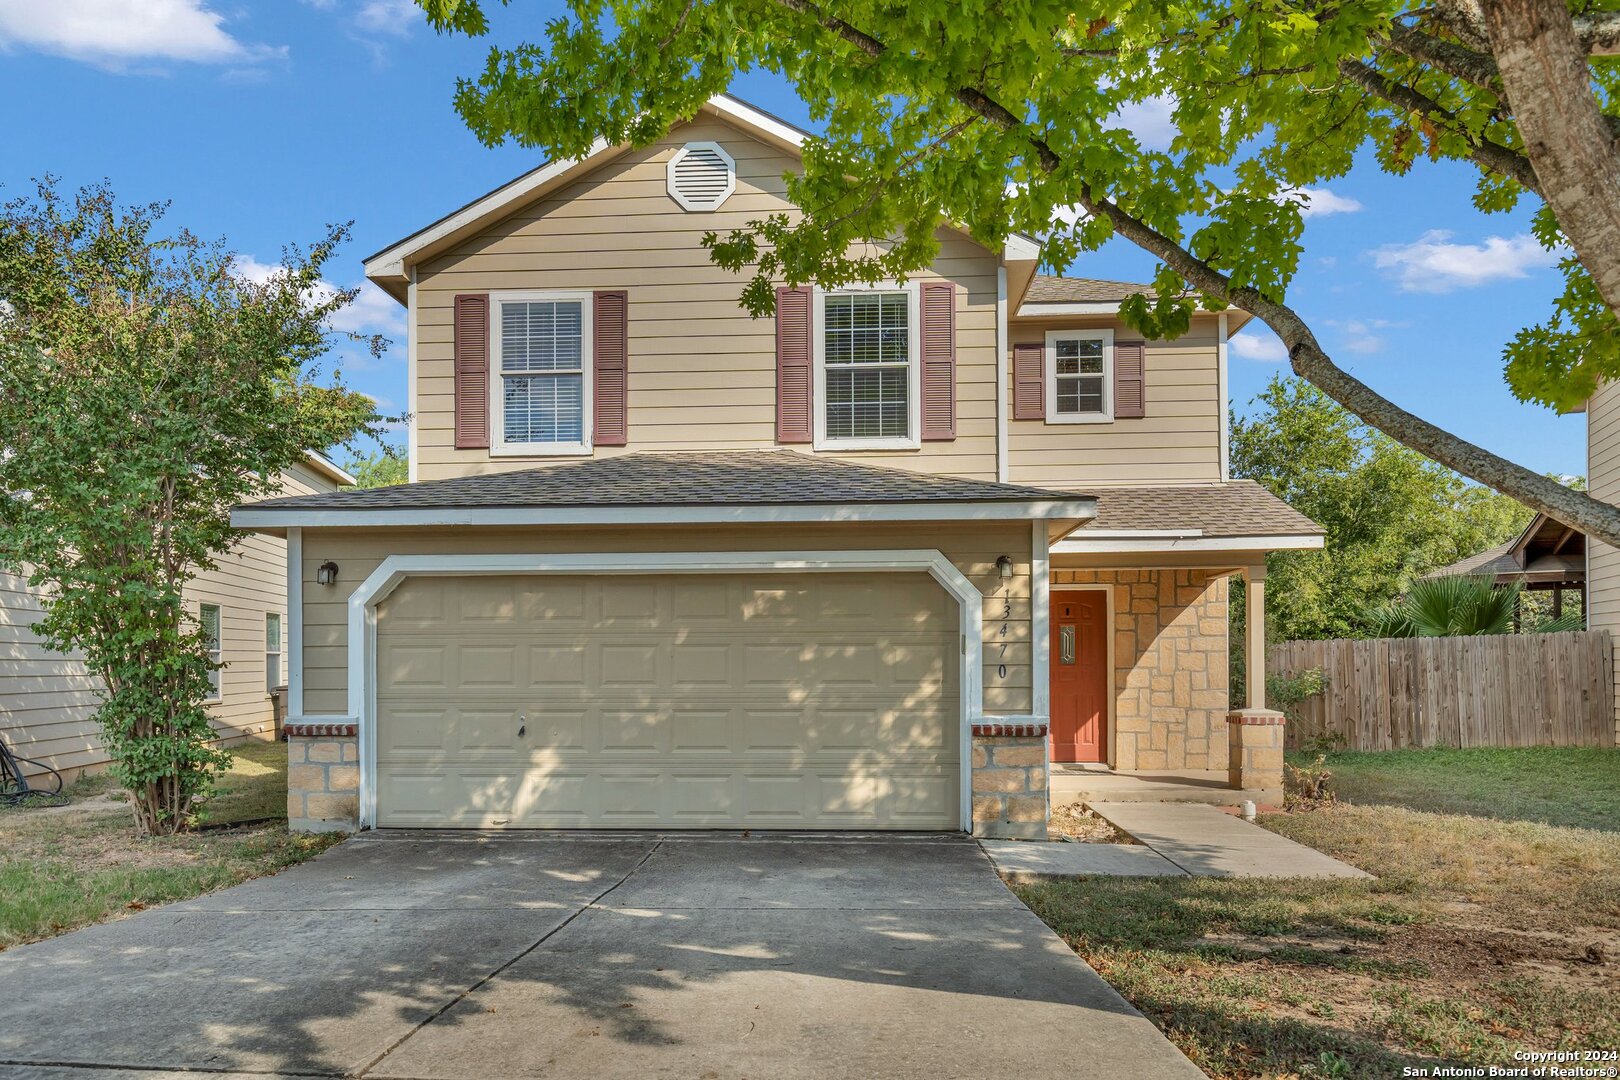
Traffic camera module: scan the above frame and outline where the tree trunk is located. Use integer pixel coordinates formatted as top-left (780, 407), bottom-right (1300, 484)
top-left (1482, 0), bottom-right (1620, 314)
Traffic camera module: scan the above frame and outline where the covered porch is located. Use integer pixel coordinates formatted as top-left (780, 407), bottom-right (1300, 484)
top-left (1043, 482), bottom-right (1325, 806)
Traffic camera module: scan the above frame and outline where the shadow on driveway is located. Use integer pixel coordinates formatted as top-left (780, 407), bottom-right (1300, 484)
top-left (0, 833), bottom-right (1201, 1079)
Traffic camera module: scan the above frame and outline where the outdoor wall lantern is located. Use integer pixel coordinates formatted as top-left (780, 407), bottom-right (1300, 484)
top-left (315, 561), bottom-right (340, 587)
top-left (995, 555), bottom-right (1014, 580)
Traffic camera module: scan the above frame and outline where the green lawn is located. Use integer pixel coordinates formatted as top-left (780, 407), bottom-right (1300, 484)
top-left (1014, 749), bottom-right (1620, 1079)
top-left (1293, 746), bottom-right (1620, 831)
top-left (0, 739), bottom-right (342, 950)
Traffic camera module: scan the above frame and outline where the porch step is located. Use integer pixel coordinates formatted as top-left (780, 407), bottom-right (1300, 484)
top-left (1050, 767), bottom-right (1281, 808)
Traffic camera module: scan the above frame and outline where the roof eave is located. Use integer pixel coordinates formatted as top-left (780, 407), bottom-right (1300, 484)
top-left (364, 94), bottom-right (1044, 292)
top-left (1014, 299), bottom-right (1253, 320)
top-left (1052, 532), bottom-right (1324, 554)
top-left (230, 497), bottom-right (1097, 532)
top-left (303, 450), bottom-right (357, 489)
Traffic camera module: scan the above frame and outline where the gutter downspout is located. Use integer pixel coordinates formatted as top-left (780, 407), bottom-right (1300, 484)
top-left (406, 265), bottom-right (420, 484)
top-left (996, 266), bottom-right (1010, 483)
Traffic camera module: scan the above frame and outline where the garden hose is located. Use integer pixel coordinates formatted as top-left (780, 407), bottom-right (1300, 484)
top-left (0, 731), bottom-right (70, 808)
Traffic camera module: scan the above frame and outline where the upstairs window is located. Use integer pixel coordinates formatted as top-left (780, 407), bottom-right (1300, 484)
top-left (492, 292), bottom-right (593, 455)
top-left (1045, 329), bottom-right (1114, 424)
top-left (815, 286), bottom-right (920, 449)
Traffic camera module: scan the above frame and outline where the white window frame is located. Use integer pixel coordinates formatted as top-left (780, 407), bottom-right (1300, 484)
top-left (813, 281), bottom-right (922, 451)
top-left (1045, 328), bottom-right (1114, 425)
top-left (201, 603), bottom-right (223, 702)
top-left (266, 612), bottom-right (282, 695)
top-left (489, 289), bottom-right (594, 457)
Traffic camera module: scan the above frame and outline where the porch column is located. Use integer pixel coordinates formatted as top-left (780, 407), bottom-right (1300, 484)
top-left (1228, 564), bottom-right (1286, 801)
top-left (1245, 564), bottom-right (1267, 710)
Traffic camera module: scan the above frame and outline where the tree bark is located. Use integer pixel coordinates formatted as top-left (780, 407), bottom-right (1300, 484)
top-left (1482, 0), bottom-right (1620, 315)
top-left (1076, 187), bottom-right (1620, 545)
top-left (764, 0), bottom-right (1620, 545)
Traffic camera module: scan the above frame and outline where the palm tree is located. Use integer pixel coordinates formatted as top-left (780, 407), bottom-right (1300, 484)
top-left (1368, 576), bottom-right (1520, 638)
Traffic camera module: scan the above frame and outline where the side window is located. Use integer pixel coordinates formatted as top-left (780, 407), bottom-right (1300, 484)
top-left (266, 612), bottom-right (282, 693)
top-left (1046, 330), bottom-right (1114, 424)
top-left (201, 604), bottom-right (222, 701)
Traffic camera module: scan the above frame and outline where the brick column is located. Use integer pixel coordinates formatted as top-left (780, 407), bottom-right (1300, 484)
top-left (970, 723), bottom-right (1049, 840)
top-left (1227, 709), bottom-right (1285, 794)
top-left (286, 723), bottom-right (360, 832)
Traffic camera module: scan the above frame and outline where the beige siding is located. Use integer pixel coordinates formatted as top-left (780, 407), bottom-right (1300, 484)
top-left (0, 463), bottom-right (339, 780)
top-left (1587, 380), bottom-right (1620, 739)
top-left (297, 521), bottom-right (1035, 720)
top-left (1006, 314), bottom-right (1225, 490)
top-left (413, 117), bottom-right (1002, 482)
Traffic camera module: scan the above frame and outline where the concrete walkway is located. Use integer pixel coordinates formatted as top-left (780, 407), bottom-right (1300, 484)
top-left (1089, 803), bottom-right (1371, 878)
top-left (982, 805), bottom-right (1371, 880)
top-left (0, 833), bottom-right (1203, 1080)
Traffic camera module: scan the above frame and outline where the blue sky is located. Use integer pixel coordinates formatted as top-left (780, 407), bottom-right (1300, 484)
top-left (0, 1), bottom-right (1585, 476)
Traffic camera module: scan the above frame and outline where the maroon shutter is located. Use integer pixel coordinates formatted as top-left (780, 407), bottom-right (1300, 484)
top-left (593, 290), bottom-right (629, 446)
top-left (1114, 339), bottom-right (1146, 419)
top-left (454, 293), bottom-right (490, 449)
top-left (775, 286), bottom-right (813, 443)
top-left (920, 281), bottom-right (956, 440)
top-left (1012, 342), bottom-right (1044, 420)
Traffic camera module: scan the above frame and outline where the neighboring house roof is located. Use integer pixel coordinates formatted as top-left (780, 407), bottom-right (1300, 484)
top-left (303, 450), bottom-right (356, 488)
top-left (1424, 512), bottom-right (1586, 586)
top-left (232, 451), bottom-right (1095, 528)
top-left (363, 94), bottom-right (1040, 301)
top-left (1081, 481), bottom-right (1324, 539)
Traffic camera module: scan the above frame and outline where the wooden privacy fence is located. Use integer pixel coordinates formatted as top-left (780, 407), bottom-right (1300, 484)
top-left (1267, 630), bottom-right (1615, 751)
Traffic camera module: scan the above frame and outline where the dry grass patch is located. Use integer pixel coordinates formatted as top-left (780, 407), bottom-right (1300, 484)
top-left (1049, 802), bottom-right (1138, 843)
top-left (0, 740), bottom-right (343, 950)
top-left (1015, 798), bottom-right (1620, 1078)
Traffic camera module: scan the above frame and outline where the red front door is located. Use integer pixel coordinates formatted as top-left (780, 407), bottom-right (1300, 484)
top-left (1050, 591), bottom-right (1108, 763)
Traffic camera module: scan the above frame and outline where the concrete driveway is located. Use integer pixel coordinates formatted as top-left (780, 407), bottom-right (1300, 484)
top-left (0, 834), bottom-right (1200, 1079)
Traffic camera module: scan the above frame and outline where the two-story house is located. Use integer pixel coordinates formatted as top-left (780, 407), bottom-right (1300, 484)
top-left (233, 95), bottom-right (1322, 837)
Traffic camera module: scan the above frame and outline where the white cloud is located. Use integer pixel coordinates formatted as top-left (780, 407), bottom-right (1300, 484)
top-left (233, 256), bottom-right (405, 339)
top-left (354, 0), bottom-right (419, 36)
top-left (1371, 230), bottom-right (1559, 293)
top-left (1230, 330), bottom-right (1288, 363)
top-left (1112, 94), bottom-right (1177, 151)
top-left (1281, 187), bottom-right (1363, 219)
top-left (0, 0), bottom-right (281, 68)
top-left (1326, 318), bottom-right (1402, 354)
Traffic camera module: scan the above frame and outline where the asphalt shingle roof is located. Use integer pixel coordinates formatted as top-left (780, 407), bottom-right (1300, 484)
top-left (239, 451), bottom-right (1090, 512)
top-left (1022, 275), bottom-right (1156, 305)
top-left (1084, 482), bottom-right (1323, 538)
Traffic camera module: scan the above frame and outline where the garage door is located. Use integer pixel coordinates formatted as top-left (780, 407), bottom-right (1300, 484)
top-left (374, 573), bottom-right (960, 829)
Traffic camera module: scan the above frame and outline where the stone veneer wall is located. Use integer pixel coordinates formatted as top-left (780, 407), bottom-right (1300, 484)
top-left (286, 723), bottom-right (360, 832)
top-left (1051, 569), bottom-right (1231, 771)
top-left (970, 724), bottom-right (1049, 840)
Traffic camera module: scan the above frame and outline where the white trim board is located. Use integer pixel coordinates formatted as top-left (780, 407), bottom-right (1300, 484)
top-left (232, 499), bottom-right (1098, 530)
top-left (286, 528), bottom-right (303, 719)
top-left (1053, 534), bottom-right (1325, 554)
top-left (344, 549), bottom-right (995, 831)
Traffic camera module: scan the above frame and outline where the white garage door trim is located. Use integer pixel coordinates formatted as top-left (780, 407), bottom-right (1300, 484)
top-left (344, 549), bottom-right (987, 829)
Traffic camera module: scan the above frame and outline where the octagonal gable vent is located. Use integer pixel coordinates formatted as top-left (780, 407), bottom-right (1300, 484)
top-left (667, 141), bottom-right (736, 211)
